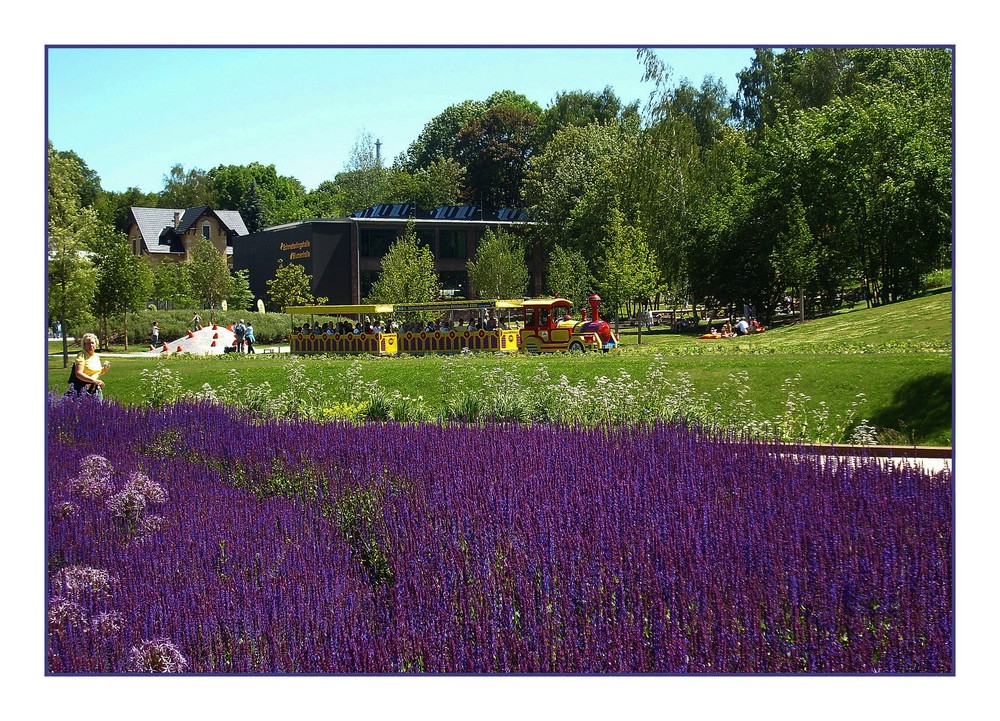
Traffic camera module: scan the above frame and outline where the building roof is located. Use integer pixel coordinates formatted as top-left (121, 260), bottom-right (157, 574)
top-left (129, 206), bottom-right (248, 255)
top-left (349, 204), bottom-right (528, 223)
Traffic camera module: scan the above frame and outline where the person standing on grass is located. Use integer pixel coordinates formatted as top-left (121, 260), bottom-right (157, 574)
top-left (244, 322), bottom-right (256, 354)
top-left (234, 319), bottom-right (247, 352)
top-left (69, 332), bottom-right (110, 398)
top-left (151, 322), bottom-right (159, 348)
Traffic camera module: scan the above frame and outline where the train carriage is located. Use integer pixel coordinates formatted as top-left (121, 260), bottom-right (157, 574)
top-left (286, 295), bottom-right (616, 355)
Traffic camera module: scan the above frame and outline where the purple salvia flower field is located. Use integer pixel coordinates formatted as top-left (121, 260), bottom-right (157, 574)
top-left (46, 394), bottom-right (952, 673)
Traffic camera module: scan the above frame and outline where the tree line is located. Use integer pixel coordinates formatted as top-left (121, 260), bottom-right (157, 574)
top-left (48, 47), bottom-right (953, 342)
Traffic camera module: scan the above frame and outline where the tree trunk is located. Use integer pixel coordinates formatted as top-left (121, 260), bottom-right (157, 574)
top-left (61, 324), bottom-right (69, 368)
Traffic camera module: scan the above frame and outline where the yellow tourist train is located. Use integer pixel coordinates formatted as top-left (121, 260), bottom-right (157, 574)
top-left (287, 296), bottom-right (619, 356)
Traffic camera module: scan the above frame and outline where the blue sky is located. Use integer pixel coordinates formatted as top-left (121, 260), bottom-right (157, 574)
top-left (46, 46), bottom-right (757, 194)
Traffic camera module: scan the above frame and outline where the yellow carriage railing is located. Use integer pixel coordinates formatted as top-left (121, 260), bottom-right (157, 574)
top-left (286, 300), bottom-right (524, 355)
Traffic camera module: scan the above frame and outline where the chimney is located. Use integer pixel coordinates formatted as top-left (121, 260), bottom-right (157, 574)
top-left (588, 294), bottom-right (602, 322)
top-left (173, 212), bottom-right (181, 227)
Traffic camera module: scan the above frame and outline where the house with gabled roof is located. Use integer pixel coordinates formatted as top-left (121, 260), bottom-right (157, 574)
top-left (125, 206), bottom-right (249, 268)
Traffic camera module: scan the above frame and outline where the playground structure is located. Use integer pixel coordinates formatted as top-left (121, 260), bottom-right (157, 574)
top-left (286, 295), bottom-right (618, 355)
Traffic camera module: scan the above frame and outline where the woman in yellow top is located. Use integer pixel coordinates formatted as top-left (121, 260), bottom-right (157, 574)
top-left (70, 333), bottom-right (110, 397)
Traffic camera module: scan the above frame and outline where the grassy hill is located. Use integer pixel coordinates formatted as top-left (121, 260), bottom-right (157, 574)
top-left (615, 289), bottom-right (952, 354)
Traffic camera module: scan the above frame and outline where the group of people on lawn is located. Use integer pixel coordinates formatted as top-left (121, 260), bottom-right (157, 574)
top-left (708, 317), bottom-right (764, 338)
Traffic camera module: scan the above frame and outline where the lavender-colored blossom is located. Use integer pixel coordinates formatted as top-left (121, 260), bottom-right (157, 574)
top-left (46, 396), bottom-right (952, 674)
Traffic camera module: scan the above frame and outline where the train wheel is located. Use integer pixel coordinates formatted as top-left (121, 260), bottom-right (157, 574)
top-left (569, 341), bottom-right (585, 353)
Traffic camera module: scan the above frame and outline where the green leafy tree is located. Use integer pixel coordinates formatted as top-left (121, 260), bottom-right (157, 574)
top-left (48, 218), bottom-right (98, 364)
top-left (771, 195), bottom-right (817, 322)
top-left (545, 245), bottom-right (594, 310)
top-left (241, 182), bottom-right (266, 233)
top-left (534, 86), bottom-right (625, 150)
top-left (92, 231), bottom-right (153, 350)
top-left (305, 180), bottom-right (344, 219)
top-left (151, 260), bottom-right (194, 309)
top-left (664, 75), bottom-right (733, 148)
top-left (410, 158), bottom-right (467, 209)
top-left (598, 208), bottom-right (662, 326)
top-left (209, 162), bottom-right (308, 228)
top-left (403, 99), bottom-right (487, 171)
top-left (53, 148), bottom-right (103, 209)
top-left (94, 187), bottom-right (159, 232)
top-left (48, 142), bottom-right (99, 365)
top-left (747, 48), bottom-right (952, 310)
top-left (455, 104), bottom-right (539, 208)
top-left (631, 54), bottom-right (706, 298)
top-left (266, 260), bottom-right (326, 312)
top-left (187, 237), bottom-right (233, 309)
top-left (524, 121), bottom-right (639, 268)
top-left (158, 164), bottom-right (216, 208)
top-left (467, 227), bottom-right (528, 299)
top-left (228, 268), bottom-right (255, 312)
top-left (366, 220), bottom-right (441, 307)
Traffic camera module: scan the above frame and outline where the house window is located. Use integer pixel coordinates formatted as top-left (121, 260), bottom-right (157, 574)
top-left (439, 271), bottom-right (468, 299)
top-left (360, 269), bottom-right (381, 300)
top-left (202, 222), bottom-right (211, 240)
top-left (439, 229), bottom-right (466, 259)
top-left (360, 227), bottom-right (399, 258)
top-left (416, 228), bottom-right (435, 251)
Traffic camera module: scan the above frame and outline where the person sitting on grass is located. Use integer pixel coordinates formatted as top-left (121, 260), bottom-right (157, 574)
top-left (735, 318), bottom-right (750, 336)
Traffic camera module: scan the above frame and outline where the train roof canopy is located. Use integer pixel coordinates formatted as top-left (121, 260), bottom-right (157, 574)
top-left (521, 298), bottom-right (574, 308)
top-left (286, 299), bottom-right (524, 316)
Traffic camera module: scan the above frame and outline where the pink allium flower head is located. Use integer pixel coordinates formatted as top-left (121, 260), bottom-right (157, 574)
top-left (90, 611), bottom-right (125, 635)
top-left (124, 471), bottom-right (167, 504)
top-left (51, 565), bottom-right (114, 602)
top-left (68, 455), bottom-right (116, 499)
top-left (128, 639), bottom-right (189, 673)
top-left (54, 501), bottom-right (77, 518)
top-left (106, 488), bottom-right (148, 523)
top-left (47, 598), bottom-right (87, 633)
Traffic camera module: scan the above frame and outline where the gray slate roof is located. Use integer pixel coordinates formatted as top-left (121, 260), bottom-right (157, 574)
top-left (130, 207), bottom-right (248, 255)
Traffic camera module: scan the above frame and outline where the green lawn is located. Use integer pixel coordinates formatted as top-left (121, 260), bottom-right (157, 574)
top-left (48, 290), bottom-right (953, 446)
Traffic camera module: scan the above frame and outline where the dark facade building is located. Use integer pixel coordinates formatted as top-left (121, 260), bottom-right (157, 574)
top-left (233, 204), bottom-right (541, 307)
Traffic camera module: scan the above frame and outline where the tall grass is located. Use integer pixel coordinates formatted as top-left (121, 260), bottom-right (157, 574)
top-left (127, 354), bottom-right (875, 445)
